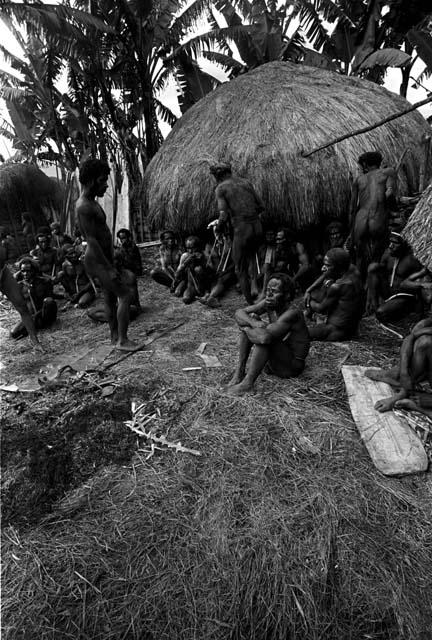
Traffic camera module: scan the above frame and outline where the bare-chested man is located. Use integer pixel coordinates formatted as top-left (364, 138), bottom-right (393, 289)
top-left (0, 246), bottom-right (42, 349)
top-left (76, 159), bottom-right (137, 351)
top-left (366, 232), bottom-right (423, 323)
top-left (349, 151), bottom-right (397, 277)
top-left (307, 248), bottom-right (363, 341)
top-left (225, 273), bottom-right (310, 396)
top-left (210, 163), bottom-right (263, 304)
top-left (365, 275), bottom-right (432, 414)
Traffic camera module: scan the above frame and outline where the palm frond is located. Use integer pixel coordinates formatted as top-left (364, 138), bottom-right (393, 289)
top-left (201, 49), bottom-right (245, 72)
top-left (154, 98), bottom-right (178, 127)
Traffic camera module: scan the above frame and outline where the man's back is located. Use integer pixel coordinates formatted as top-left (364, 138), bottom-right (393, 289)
top-left (215, 176), bottom-right (263, 224)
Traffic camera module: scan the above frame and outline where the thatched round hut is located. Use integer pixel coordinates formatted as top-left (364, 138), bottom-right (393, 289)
top-left (402, 183), bottom-right (432, 271)
top-left (145, 61), bottom-right (431, 234)
top-left (0, 163), bottom-right (64, 250)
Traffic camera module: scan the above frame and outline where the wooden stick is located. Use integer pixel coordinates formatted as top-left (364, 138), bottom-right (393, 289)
top-left (100, 322), bottom-right (185, 371)
top-left (301, 95), bottom-right (432, 158)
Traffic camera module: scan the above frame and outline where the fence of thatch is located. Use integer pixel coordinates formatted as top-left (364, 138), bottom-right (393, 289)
top-left (403, 182), bottom-right (432, 272)
top-left (144, 61), bottom-right (431, 234)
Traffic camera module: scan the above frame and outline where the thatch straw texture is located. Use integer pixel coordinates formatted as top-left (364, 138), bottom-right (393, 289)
top-left (402, 182), bottom-right (432, 271)
top-left (0, 163), bottom-right (64, 240)
top-left (145, 61), bottom-right (431, 233)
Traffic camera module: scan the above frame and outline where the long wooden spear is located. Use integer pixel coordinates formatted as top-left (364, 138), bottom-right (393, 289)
top-left (301, 95), bottom-right (432, 158)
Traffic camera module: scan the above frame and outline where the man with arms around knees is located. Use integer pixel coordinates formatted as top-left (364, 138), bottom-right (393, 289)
top-left (76, 159), bottom-right (137, 351)
top-left (307, 248), bottom-right (363, 341)
top-left (226, 273), bottom-right (310, 396)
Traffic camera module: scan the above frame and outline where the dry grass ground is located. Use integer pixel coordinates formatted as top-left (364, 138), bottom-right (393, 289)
top-left (1, 262), bottom-right (432, 640)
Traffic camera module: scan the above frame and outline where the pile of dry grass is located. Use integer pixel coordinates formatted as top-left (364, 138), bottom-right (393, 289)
top-left (1, 279), bottom-right (432, 640)
top-left (144, 61), bottom-right (431, 234)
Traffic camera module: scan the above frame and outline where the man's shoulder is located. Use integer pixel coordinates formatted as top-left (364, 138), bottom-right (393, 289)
top-left (76, 195), bottom-right (98, 216)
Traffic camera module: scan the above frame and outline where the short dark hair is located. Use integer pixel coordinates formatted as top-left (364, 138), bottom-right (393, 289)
top-left (18, 256), bottom-right (39, 272)
top-left (209, 163), bottom-right (231, 181)
top-left (269, 272), bottom-right (295, 300)
top-left (325, 248), bottom-right (351, 272)
top-left (160, 229), bottom-right (175, 243)
top-left (79, 159), bottom-right (110, 185)
top-left (116, 228), bottom-right (131, 238)
top-left (358, 151), bottom-right (382, 169)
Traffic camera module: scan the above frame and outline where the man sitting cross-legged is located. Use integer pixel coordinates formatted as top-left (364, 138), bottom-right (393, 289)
top-left (307, 248), bottom-right (364, 341)
top-left (225, 273), bottom-right (310, 396)
top-left (365, 276), bottom-right (432, 413)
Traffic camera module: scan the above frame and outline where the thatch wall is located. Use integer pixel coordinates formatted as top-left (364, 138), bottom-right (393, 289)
top-left (402, 182), bottom-right (432, 271)
top-left (145, 61), bottom-right (432, 234)
top-left (0, 163), bottom-right (65, 246)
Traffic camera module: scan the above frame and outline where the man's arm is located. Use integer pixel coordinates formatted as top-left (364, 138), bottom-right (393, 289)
top-left (309, 282), bottom-right (340, 314)
top-left (243, 309), bottom-right (297, 345)
top-left (235, 301), bottom-right (267, 329)
top-left (348, 179), bottom-right (359, 229)
top-left (133, 245), bottom-right (143, 276)
top-left (385, 168), bottom-right (397, 207)
top-left (215, 185), bottom-right (230, 227)
top-left (293, 243), bottom-right (310, 281)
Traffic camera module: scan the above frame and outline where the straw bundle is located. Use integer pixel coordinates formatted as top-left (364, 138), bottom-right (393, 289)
top-left (402, 182), bottom-right (432, 271)
top-left (145, 61), bottom-right (431, 233)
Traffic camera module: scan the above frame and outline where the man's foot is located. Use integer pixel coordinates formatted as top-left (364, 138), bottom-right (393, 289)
top-left (365, 368), bottom-right (397, 384)
top-left (206, 296), bottom-right (221, 308)
top-left (197, 295), bottom-right (209, 305)
top-left (225, 381), bottom-right (254, 396)
top-left (116, 338), bottom-right (138, 351)
top-left (224, 371), bottom-right (245, 387)
top-left (394, 398), bottom-right (418, 411)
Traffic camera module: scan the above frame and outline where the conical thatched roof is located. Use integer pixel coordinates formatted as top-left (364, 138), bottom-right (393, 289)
top-left (403, 182), bottom-right (432, 271)
top-left (145, 61), bottom-right (431, 233)
top-left (0, 162), bottom-right (64, 242)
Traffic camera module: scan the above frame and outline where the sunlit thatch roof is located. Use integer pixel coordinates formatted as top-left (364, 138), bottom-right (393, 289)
top-left (403, 182), bottom-right (432, 272)
top-left (145, 61), bottom-right (431, 233)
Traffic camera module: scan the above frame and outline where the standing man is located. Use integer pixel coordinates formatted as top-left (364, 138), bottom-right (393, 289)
top-left (210, 163), bottom-right (263, 304)
top-left (349, 151), bottom-right (397, 277)
top-left (76, 159), bottom-right (137, 351)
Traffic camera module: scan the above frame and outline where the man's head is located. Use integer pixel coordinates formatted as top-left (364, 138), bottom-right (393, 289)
top-left (326, 221), bottom-right (344, 248)
top-left (265, 273), bottom-right (295, 309)
top-left (419, 271), bottom-right (432, 311)
top-left (209, 163), bottom-right (232, 183)
top-left (19, 257), bottom-right (39, 282)
top-left (265, 228), bottom-right (276, 245)
top-left (160, 230), bottom-right (176, 248)
top-left (117, 228), bottom-right (132, 246)
top-left (388, 231), bottom-right (407, 257)
top-left (50, 222), bottom-right (61, 235)
top-left (185, 235), bottom-right (201, 253)
top-left (36, 232), bottom-right (51, 250)
top-left (322, 248), bottom-right (351, 278)
top-left (358, 151), bottom-right (382, 173)
top-left (79, 159), bottom-right (110, 197)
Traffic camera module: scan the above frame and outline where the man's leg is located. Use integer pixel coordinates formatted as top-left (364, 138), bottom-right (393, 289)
top-left (39, 298), bottom-right (57, 329)
top-left (226, 331), bottom-right (254, 387)
top-left (376, 296), bottom-right (416, 324)
top-left (150, 269), bottom-right (173, 288)
top-left (226, 341), bottom-right (270, 395)
top-left (308, 323), bottom-right (346, 341)
top-left (103, 289), bottom-right (118, 344)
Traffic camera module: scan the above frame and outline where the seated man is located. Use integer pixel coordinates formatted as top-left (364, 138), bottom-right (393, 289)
top-left (307, 248), bottom-right (363, 341)
top-left (365, 274), bottom-right (432, 413)
top-left (114, 228), bottom-right (142, 312)
top-left (30, 229), bottom-right (59, 277)
top-left (0, 246), bottom-right (42, 349)
top-left (257, 227), bottom-right (278, 296)
top-left (275, 228), bottom-right (314, 291)
top-left (55, 246), bottom-right (96, 308)
top-left (200, 221), bottom-right (236, 308)
top-left (225, 273), bottom-right (310, 396)
top-left (11, 257), bottom-right (57, 340)
top-left (173, 235), bottom-right (208, 304)
top-left (366, 232), bottom-right (423, 324)
top-left (150, 230), bottom-right (182, 290)
top-left (50, 221), bottom-right (73, 249)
